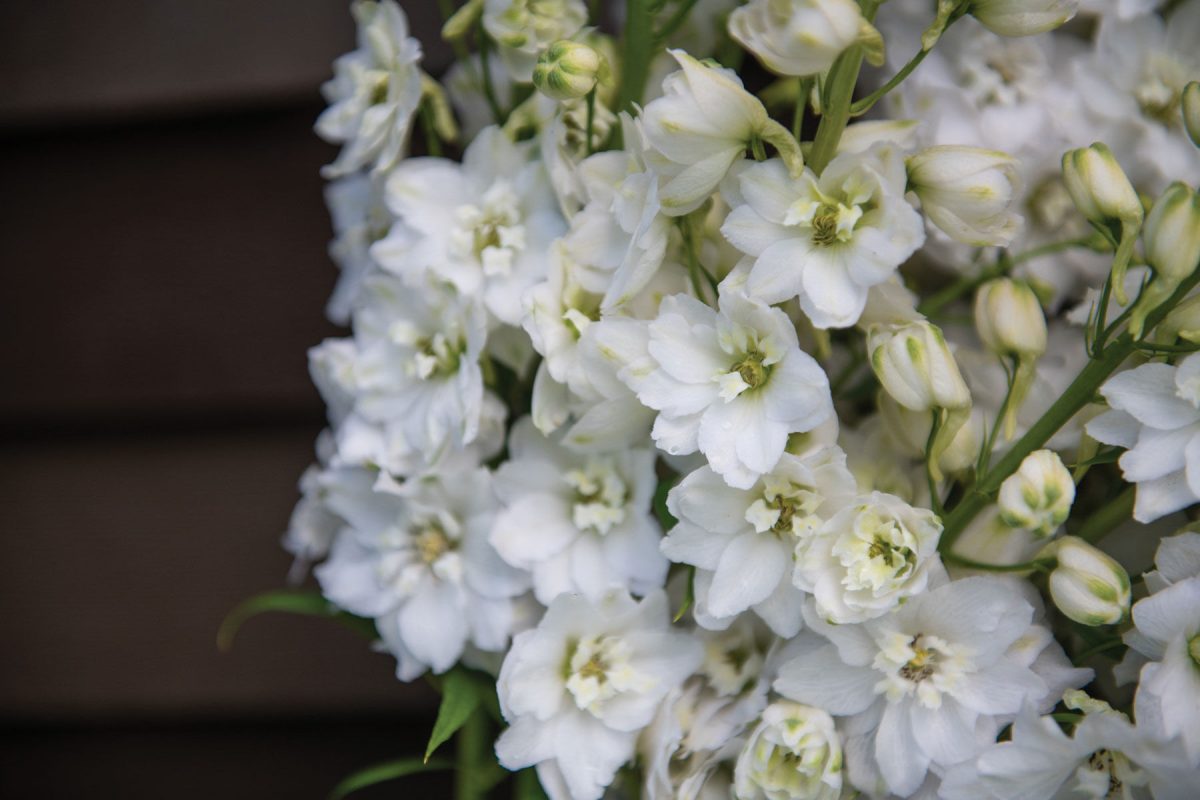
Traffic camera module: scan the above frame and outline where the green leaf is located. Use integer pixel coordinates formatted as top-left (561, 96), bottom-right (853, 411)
top-left (217, 590), bottom-right (376, 652)
top-left (673, 565), bottom-right (696, 623)
top-left (328, 757), bottom-right (451, 800)
top-left (514, 768), bottom-right (549, 800)
top-left (425, 668), bottom-right (483, 762)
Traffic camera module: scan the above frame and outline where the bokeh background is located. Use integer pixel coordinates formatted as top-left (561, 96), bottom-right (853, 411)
top-left (0, 2), bottom-right (457, 796)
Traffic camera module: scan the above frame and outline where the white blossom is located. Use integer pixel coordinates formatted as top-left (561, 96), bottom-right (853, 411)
top-left (1087, 352), bottom-right (1200, 522)
top-left (997, 449), bottom-right (1074, 536)
top-left (662, 446), bottom-right (857, 635)
top-left (728, 0), bottom-right (877, 78)
top-left (483, 0), bottom-right (589, 83)
top-left (315, 465), bottom-right (529, 679)
top-left (490, 417), bottom-right (667, 604)
top-left (733, 700), bottom-right (844, 800)
top-left (794, 491), bottom-right (943, 624)
top-left (599, 290), bottom-right (833, 489)
top-left (495, 590), bottom-right (704, 800)
top-left (722, 146), bottom-right (924, 328)
top-left (371, 125), bottom-right (566, 325)
top-left (906, 145), bottom-right (1024, 247)
top-left (315, 0), bottom-right (423, 177)
top-left (775, 577), bottom-right (1082, 796)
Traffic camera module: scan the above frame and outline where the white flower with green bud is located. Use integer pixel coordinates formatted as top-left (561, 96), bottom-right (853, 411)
top-left (1130, 182), bottom-right (1200, 337)
top-left (533, 40), bottom-right (609, 101)
top-left (733, 701), bottom-right (844, 800)
top-left (482, 0), bottom-right (588, 82)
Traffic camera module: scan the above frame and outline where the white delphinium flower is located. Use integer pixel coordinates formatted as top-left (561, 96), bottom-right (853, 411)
top-left (641, 50), bottom-right (803, 216)
top-left (997, 449), bottom-right (1074, 536)
top-left (1074, 1), bottom-right (1200, 188)
top-left (598, 290), bottom-right (833, 489)
top-left (483, 0), bottom-right (589, 83)
top-left (728, 0), bottom-right (881, 78)
top-left (315, 0), bottom-right (423, 177)
top-left (939, 701), bottom-right (1197, 800)
top-left (495, 590), bottom-right (704, 800)
top-left (1086, 352), bottom-right (1200, 522)
top-left (662, 446), bottom-right (857, 635)
top-left (1142, 530), bottom-right (1200, 594)
top-left (906, 145), bottom-right (1024, 247)
top-left (490, 417), bottom-right (666, 604)
top-left (794, 491), bottom-right (943, 624)
top-left (315, 465), bottom-right (529, 679)
top-left (351, 275), bottom-right (489, 457)
top-left (1123, 571), bottom-right (1200, 762)
top-left (721, 146), bottom-right (924, 328)
top-left (323, 175), bottom-right (391, 324)
top-left (283, 434), bottom-right (343, 575)
top-left (641, 621), bottom-right (774, 800)
top-left (733, 700), bottom-right (844, 800)
top-left (371, 125), bottom-right (566, 325)
top-left (776, 577), bottom-right (1070, 797)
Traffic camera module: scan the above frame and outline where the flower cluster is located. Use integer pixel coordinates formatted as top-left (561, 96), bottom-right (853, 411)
top-left (276, 1), bottom-right (1200, 798)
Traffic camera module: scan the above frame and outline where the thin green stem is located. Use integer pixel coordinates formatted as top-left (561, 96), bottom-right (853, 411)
top-left (850, 46), bottom-right (931, 115)
top-left (617, 0), bottom-right (655, 114)
top-left (477, 22), bottom-right (505, 123)
top-left (976, 357), bottom-right (1017, 475)
top-left (926, 410), bottom-right (945, 516)
top-left (419, 101), bottom-right (443, 158)
top-left (1009, 236), bottom-right (1099, 267)
top-left (1073, 637), bottom-right (1126, 662)
top-left (807, 0), bottom-right (879, 174)
top-left (942, 551), bottom-right (1054, 573)
top-left (917, 258), bottom-right (1007, 318)
top-left (1073, 487), bottom-right (1135, 544)
top-left (585, 88), bottom-right (596, 155)
top-left (794, 77), bottom-right (813, 141)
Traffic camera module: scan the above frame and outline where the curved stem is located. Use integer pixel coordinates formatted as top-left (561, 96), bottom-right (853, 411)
top-left (806, 0), bottom-right (880, 174)
top-left (850, 46), bottom-right (931, 116)
top-left (454, 709), bottom-right (488, 800)
top-left (654, 0), bottom-right (701, 42)
top-left (617, 0), bottom-right (655, 114)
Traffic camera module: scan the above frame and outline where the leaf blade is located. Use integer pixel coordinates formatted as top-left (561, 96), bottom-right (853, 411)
top-left (328, 757), bottom-right (451, 800)
top-left (217, 589), bottom-right (376, 652)
top-left (425, 668), bottom-right (483, 762)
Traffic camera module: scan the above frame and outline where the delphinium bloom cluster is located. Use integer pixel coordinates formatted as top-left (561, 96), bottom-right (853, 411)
top-left (258, 0), bottom-right (1200, 797)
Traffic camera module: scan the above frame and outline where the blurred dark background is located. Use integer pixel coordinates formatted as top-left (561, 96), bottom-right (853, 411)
top-left (0, 1), bottom-right (456, 796)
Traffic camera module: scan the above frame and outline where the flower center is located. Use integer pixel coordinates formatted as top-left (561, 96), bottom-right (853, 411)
top-left (415, 523), bottom-right (453, 565)
top-left (703, 627), bottom-right (765, 697)
top-left (563, 634), bottom-right (650, 713)
top-left (719, 350), bottom-right (771, 401)
top-left (745, 481), bottom-right (823, 540)
top-left (1075, 748), bottom-right (1147, 800)
top-left (564, 459), bottom-right (628, 535)
top-left (809, 203), bottom-right (861, 247)
top-left (833, 509), bottom-right (918, 594)
top-left (412, 332), bottom-right (463, 380)
top-left (873, 631), bottom-right (970, 709)
top-left (450, 181), bottom-right (526, 276)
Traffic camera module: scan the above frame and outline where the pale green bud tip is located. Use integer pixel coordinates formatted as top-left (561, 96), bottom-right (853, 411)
top-left (1143, 182), bottom-right (1200, 284)
top-left (532, 40), bottom-right (605, 101)
top-left (1061, 142), bottom-right (1143, 229)
top-left (1048, 536), bottom-right (1131, 626)
top-left (1183, 82), bottom-right (1200, 149)
top-left (1189, 633), bottom-right (1200, 668)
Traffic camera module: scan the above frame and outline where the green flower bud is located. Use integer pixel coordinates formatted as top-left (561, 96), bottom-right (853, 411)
top-left (1061, 143), bottom-right (1143, 232)
top-left (1129, 183), bottom-right (1200, 337)
top-left (532, 40), bottom-right (607, 101)
top-left (975, 278), bottom-right (1047, 359)
top-left (1183, 81), bottom-right (1200, 149)
top-left (1046, 536), bottom-right (1131, 626)
top-left (998, 450), bottom-right (1073, 537)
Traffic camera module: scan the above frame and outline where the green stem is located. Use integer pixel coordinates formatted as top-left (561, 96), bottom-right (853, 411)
top-left (585, 88), bottom-right (596, 156)
top-left (419, 101), bottom-right (443, 158)
top-left (617, 0), bottom-right (655, 114)
top-left (1073, 637), bottom-right (1126, 662)
top-left (942, 551), bottom-right (1054, 573)
top-left (794, 77), bottom-right (813, 141)
top-left (1073, 486), bottom-right (1135, 543)
top-left (454, 709), bottom-right (488, 800)
top-left (926, 410), bottom-right (945, 516)
top-left (806, 0), bottom-right (879, 174)
top-left (917, 258), bottom-right (1006, 318)
top-left (976, 357), bottom-right (1017, 475)
top-left (850, 46), bottom-right (931, 115)
top-left (939, 271), bottom-right (1200, 548)
top-left (654, 0), bottom-right (701, 42)
top-left (477, 22), bottom-right (505, 123)
top-left (1009, 236), bottom-right (1100, 267)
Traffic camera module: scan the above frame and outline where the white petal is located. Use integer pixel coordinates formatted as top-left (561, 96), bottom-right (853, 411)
top-left (1103, 363), bottom-right (1200, 430)
top-left (874, 703), bottom-right (930, 796)
top-left (774, 645), bottom-right (879, 715)
top-left (707, 532), bottom-right (789, 617)
top-left (398, 580), bottom-right (468, 673)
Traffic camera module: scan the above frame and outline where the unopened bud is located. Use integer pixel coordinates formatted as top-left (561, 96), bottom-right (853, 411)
top-left (1183, 81), bottom-right (1200, 149)
top-left (869, 321), bottom-right (971, 481)
top-left (998, 450), bottom-right (1074, 536)
top-left (532, 40), bottom-right (606, 101)
top-left (1062, 143), bottom-right (1143, 232)
top-left (907, 146), bottom-right (1024, 247)
top-left (1129, 183), bottom-right (1200, 338)
top-left (729, 0), bottom-right (877, 77)
top-left (968, 0), bottom-right (1078, 37)
top-left (975, 278), bottom-right (1047, 359)
top-left (868, 321), bottom-right (971, 413)
top-left (1046, 536), bottom-right (1131, 626)
top-left (1062, 143), bottom-right (1143, 305)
